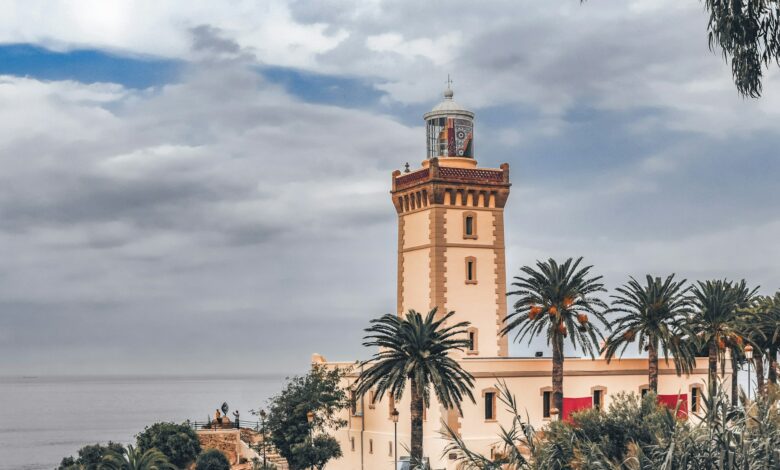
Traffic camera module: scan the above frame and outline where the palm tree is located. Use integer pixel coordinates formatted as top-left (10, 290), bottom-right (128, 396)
top-left (689, 279), bottom-right (757, 395)
top-left (355, 308), bottom-right (475, 464)
top-left (603, 274), bottom-right (696, 394)
top-left (745, 293), bottom-right (780, 392)
top-left (502, 257), bottom-right (607, 418)
top-left (99, 445), bottom-right (175, 470)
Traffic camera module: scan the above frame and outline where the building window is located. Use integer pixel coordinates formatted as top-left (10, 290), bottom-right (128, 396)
top-left (467, 327), bottom-right (478, 355)
top-left (463, 211), bottom-right (477, 239)
top-left (350, 390), bottom-right (362, 416)
top-left (483, 390), bottom-right (496, 421)
top-left (640, 386), bottom-right (649, 397)
top-left (351, 437), bottom-right (355, 452)
top-left (389, 441), bottom-right (393, 457)
top-left (691, 386), bottom-right (702, 413)
top-left (543, 391), bottom-right (552, 418)
top-left (369, 439), bottom-right (373, 454)
top-left (465, 257), bottom-right (477, 284)
top-left (593, 388), bottom-right (604, 411)
top-left (368, 390), bottom-right (376, 409)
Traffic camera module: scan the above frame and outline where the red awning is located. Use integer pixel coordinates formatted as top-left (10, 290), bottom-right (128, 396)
top-left (562, 396), bottom-right (593, 422)
top-left (657, 394), bottom-right (688, 418)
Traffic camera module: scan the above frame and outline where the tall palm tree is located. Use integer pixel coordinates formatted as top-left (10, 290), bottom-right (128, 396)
top-left (746, 293), bottom-right (780, 392)
top-left (502, 257), bottom-right (607, 418)
top-left (603, 274), bottom-right (696, 394)
top-left (99, 445), bottom-right (175, 470)
top-left (355, 308), bottom-right (475, 464)
top-left (689, 279), bottom-right (757, 395)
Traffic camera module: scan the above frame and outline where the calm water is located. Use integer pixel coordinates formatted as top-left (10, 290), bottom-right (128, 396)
top-left (0, 375), bottom-right (286, 470)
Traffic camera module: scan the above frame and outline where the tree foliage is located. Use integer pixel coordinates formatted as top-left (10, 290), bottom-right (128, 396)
top-left (355, 308), bottom-right (475, 462)
top-left (503, 257), bottom-right (607, 416)
top-left (194, 449), bottom-right (231, 470)
top-left (704, 0), bottom-right (780, 97)
top-left (603, 274), bottom-right (697, 392)
top-left (58, 442), bottom-right (126, 470)
top-left (290, 434), bottom-right (343, 470)
top-left (265, 364), bottom-right (350, 470)
top-left (99, 445), bottom-right (175, 470)
top-left (135, 422), bottom-right (201, 468)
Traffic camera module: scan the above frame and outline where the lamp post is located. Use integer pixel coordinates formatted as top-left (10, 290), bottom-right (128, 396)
top-left (745, 344), bottom-right (754, 400)
top-left (259, 409), bottom-right (267, 468)
top-left (306, 411), bottom-right (315, 470)
top-left (391, 408), bottom-right (399, 470)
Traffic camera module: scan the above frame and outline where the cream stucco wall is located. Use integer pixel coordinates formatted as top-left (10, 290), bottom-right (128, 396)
top-left (319, 356), bottom-right (719, 470)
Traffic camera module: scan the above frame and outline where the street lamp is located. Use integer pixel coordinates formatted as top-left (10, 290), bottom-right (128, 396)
top-left (391, 408), bottom-right (400, 470)
top-left (259, 409), bottom-right (267, 468)
top-left (745, 344), bottom-right (754, 400)
top-left (306, 411), bottom-right (315, 470)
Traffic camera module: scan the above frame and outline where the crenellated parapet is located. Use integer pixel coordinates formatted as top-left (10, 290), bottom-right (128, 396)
top-left (391, 158), bottom-right (511, 214)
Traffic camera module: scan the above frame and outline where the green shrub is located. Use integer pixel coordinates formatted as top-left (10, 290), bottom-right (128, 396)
top-left (195, 449), bottom-right (230, 470)
top-left (57, 441), bottom-right (125, 470)
top-left (136, 422), bottom-right (201, 468)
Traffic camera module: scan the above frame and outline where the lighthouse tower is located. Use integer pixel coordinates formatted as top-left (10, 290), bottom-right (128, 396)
top-left (391, 87), bottom-right (511, 357)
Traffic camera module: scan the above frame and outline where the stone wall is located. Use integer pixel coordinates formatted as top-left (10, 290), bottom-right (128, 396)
top-left (198, 429), bottom-right (241, 465)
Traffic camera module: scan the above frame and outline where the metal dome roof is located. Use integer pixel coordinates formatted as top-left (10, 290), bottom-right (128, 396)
top-left (423, 88), bottom-right (474, 120)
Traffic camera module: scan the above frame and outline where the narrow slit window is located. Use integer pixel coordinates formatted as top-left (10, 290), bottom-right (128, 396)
top-left (484, 392), bottom-right (495, 420)
top-left (691, 387), bottom-right (700, 413)
top-left (369, 439), bottom-right (373, 454)
top-left (543, 391), bottom-right (551, 418)
top-left (465, 257), bottom-right (477, 284)
top-left (469, 332), bottom-right (476, 351)
top-left (463, 212), bottom-right (477, 239)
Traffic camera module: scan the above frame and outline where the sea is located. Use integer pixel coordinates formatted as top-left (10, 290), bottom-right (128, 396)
top-left (0, 375), bottom-right (286, 470)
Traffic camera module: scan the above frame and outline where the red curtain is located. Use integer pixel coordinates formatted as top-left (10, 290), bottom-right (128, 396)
top-left (657, 394), bottom-right (688, 418)
top-left (562, 396), bottom-right (593, 422)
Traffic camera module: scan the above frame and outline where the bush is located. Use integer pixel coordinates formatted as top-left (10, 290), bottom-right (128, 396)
top-left (57, 441), bottom-right (125, 470)
top-left (136, 422), bottom-right (201, 468)
top-left (195, 449), bottom-right (230, 470)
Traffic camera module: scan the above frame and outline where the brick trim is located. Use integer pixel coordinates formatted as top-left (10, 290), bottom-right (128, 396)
top-left (429, 207), bottom-right (447, 316)
top-left (397, 216), bottom-right (405, 316)
top-left (493, 211), bottom-right (509, 356)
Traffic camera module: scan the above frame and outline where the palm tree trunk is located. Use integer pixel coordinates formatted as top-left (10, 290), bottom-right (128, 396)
top-left (755, 350), bottom-right (765, 394)
top-left (708, 340), bottom-right (718, 395)
top-left (648, 340), bottom-right (659, 394)
top-left (552, 333), bottom-right (564, 419)
top-left (768, 346), bottom-right (778, 386)
top-left (409, 376), bottom-right (424, 464)
top-left (731, 354), bottom-right (739, 406)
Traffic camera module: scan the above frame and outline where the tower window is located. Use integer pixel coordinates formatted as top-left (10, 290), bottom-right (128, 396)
top-left (369, 439), bottom-right (373, 454)
top-left (484, 391), bottom-right (496, 421)
top-left (463, 211), bottom-right (477, 239)
top-left (467, 327), bottom-right (478, 355)
top-left (465, 257), bottom-right (477, 284)
top-left (543, 391), bottom-right (552, 418)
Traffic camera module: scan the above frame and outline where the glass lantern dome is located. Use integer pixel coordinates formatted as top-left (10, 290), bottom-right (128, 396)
top-left (423, 87), bottom-right (475, 159)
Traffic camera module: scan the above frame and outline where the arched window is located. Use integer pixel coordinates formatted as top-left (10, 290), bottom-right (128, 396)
top-left (463, 211), bottom-right (477, 239)
top-left (591, 386), bottom-right (607, 411)
top-left (540, 387), bottom-right (553, 419)
top-left (466, 327), bottom-right (479, 355)
top-left (482, 388), bottom-right (498, 421)
top-left (465, 256), bottom-right (477, 284)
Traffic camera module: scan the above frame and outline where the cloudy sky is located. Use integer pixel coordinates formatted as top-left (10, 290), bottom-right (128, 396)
top-left (0, 0), bottom-right (778, 376)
